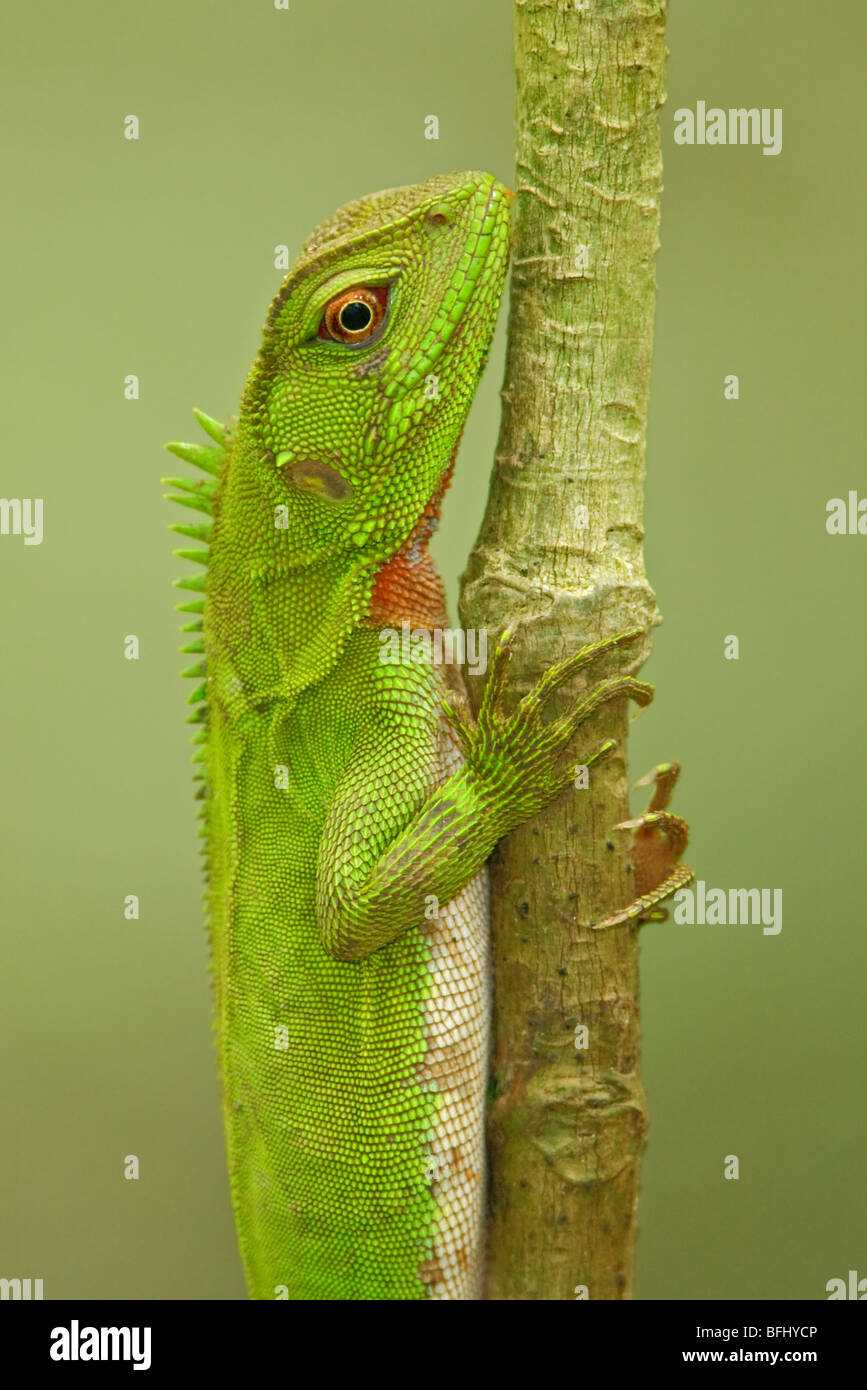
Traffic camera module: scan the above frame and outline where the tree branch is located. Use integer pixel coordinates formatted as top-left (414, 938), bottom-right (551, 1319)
top-left (460, 0), bottom-right (668, 1300)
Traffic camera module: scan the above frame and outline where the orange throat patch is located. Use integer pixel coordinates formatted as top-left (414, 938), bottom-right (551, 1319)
top-left (367, 464), bottom-right (454, 631)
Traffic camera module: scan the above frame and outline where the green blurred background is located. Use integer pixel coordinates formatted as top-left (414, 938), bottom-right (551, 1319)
top-left (1, 0), bottom-right (864, 1300)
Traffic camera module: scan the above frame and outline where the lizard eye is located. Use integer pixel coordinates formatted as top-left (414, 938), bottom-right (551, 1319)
top-left (318, 285), bottom-right (389, 345)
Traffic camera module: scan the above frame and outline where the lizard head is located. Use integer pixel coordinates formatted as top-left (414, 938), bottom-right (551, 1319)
top-left (234, 171), bottom-right (511, 573)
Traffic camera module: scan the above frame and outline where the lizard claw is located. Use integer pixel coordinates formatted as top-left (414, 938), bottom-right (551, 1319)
top-left (591, 761), bottom-right (694, 931)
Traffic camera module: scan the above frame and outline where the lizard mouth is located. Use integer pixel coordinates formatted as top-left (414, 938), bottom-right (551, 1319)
top-left (386, 177), bottom-right (510, 401)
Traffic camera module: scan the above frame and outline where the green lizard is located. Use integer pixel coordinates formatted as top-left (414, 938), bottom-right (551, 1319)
top-left (164, 171), bottom-right (690, 1300)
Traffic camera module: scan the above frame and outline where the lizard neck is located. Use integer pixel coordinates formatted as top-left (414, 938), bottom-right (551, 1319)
top-left (207, 441), bottom-right (459, 715)
top-left (367, 462), bottom-right (454, 630)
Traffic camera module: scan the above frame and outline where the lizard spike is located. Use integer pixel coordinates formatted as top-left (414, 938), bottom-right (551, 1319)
top-left (186, 705), bottom-right (208, 724)
top-left (193, 408), bottom-right (227, 445)
top-left (161, 474), bottom-right (217, 498)
top-left (180, 638), bottom-right (205, 654)
top-left (165, 441), bottom-right (223, 476)
top-left (191, 749), bottom-right (207, 764)
top-left (163, 491), bottom-right (214, 517)
top-left (176, 599), bottom-right (205, 614)
top-left (190, 730), bottom-right (207, 745)
top-left (179, 619), bottom-right (204, 633)
top-left (187, 681), bottom-right (208, 704)
top-left (173, 574), bottom-right (207, 593)
top-left (169, 521), bottom-right (212, 543)
top-left (172, 547), bottom-right (210, 567)
top-left (181, 662), bottom-right (207, 680)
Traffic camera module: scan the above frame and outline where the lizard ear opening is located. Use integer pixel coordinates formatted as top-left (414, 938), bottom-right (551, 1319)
top-left (318, 285), bottom-right (389, 345)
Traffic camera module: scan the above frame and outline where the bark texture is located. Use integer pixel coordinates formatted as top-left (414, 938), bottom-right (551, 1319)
top-left (459, 0), bottom-right (668, 1300)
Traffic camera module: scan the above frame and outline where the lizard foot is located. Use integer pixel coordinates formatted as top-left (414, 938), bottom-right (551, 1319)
top-left (592, 761), bottom-right (694, 930)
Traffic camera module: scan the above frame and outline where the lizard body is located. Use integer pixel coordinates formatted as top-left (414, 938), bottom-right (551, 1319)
top-left (165, 172), bottom-right (680, 1299)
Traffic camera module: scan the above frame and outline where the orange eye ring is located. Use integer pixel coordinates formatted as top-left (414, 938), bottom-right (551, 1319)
top-left (319, 285), bottom-right (389, 344)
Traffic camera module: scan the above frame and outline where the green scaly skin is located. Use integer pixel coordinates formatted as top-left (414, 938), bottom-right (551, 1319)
top-left (164, 172), bottom-right (657, 1300)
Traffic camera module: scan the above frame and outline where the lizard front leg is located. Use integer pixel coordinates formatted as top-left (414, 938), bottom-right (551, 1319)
top-left (316, 629), bottom-right (651, 961)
